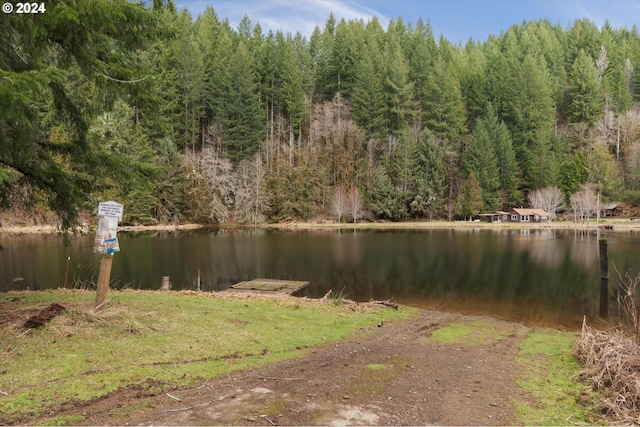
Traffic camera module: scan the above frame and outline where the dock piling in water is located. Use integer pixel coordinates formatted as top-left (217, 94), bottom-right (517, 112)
top-left (599, 238), bottom-right (609, 318)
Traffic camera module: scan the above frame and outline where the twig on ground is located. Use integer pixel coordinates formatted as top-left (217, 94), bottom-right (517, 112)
top-left (261, 415), bottom-right (276, 425)
top-left (165, 392), bottom-right (182, 401)
top-left (16, 329), bottom-right (31, 338)
top-left (256, 375), bottom-right (304, 381)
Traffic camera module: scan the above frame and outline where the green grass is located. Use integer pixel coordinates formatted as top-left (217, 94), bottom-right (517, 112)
top-left (0, 290), bottom-right (410, 425)
top-left (515, 328), bottom-right (599, 426)
top-left (366, 363), bottom-right (388, 371)
top-left (428, 320), bottom-right (600, 425)
top-left (429, 320), bottom-right (515, 345)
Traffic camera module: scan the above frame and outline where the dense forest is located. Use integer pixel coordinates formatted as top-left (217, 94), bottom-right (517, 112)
top-left (3, 0), bottom-right (640, 229)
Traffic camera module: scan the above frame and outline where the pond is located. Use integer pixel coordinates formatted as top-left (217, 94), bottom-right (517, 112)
top-left (2, 228), bottom-right (639, 330)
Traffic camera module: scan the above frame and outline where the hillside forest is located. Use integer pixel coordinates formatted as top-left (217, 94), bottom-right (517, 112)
top-left (3, 0), bottom-right (640, 229)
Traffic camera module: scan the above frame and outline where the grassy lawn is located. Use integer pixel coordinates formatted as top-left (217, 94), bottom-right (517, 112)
top-left (0, 290), bottom-right (409, 425)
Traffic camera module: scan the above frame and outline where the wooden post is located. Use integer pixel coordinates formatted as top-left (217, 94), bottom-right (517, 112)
top-left (63, 256), bottom-right (70, 288)
top-left (94, 254), bottom-right (113, 309)
top-left (599, 238), bottom-right (609, 318)
top-left (197, 269), bottom-right (201, 291)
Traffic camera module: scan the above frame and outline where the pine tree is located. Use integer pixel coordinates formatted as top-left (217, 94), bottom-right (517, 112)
top-left (368, 166), bottom-right (405, 220)
top-left (215, 42), bottom-right (265, 163)
top-left (352, 31), bottom-right (387, 139)
top-left (0, 0), bottom-right (156, 231)
top-left (277, 32), bottom-right (306, 147)
top-left (466, 116), bottom-right (500, 211)
top-left (422, 56), bottom-right (467, 142)
top-left (312, 14), bottom-right (336, 100)
top-left (455, 172), bottom-right (484, 220)
top-left (383, 30), bottom-right (415, 135)
top-left (567, 50), bottom-right (605, 124)
top-left (410, 129), bottom-right (445, 218)
top-left (479, 105), bottom-right (520, 206)
top-left (172, 11), bottom-right (205, 152)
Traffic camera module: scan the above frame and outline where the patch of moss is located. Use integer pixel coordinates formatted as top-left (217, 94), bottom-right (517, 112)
top-left (429, 320), bottom-right (514, 345)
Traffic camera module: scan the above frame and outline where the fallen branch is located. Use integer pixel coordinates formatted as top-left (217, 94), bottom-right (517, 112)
top-left (256, 375), bottom-right (304, 381)
top-left (370, 299), bottom-right (398, 309)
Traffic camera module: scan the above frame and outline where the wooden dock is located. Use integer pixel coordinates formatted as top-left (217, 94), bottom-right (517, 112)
top-left (227, 278), bottom-right (310, 296)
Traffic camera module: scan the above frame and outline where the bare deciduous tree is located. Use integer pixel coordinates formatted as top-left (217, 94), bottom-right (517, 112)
top-left (331, 184), bottom-right (347, 223)
top-left (528, 186), bottom-right (565, 222)
top-left (234, 154), bottom-right (270, 224)
top-left (347, 186), bottom-right (363, 224)
top-left (194, 147), bottom-right (234, 223)
top-left (570, 183), bottom-right (598, 223)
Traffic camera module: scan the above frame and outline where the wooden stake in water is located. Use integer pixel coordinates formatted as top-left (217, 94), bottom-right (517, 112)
top-left (599, 238), bottom-right (609, 318)
top-left (63, 256), bottom-right (70, 288)
top-left (94, 254), bottom-right (113, 309)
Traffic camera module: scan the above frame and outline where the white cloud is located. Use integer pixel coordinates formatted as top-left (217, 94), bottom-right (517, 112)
top-left (199, 0), bottom-right (389, 37)
top-left (550, 0), bottom-right (640, 30)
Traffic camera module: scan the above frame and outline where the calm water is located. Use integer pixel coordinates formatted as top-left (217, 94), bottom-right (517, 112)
top-left (2, 228), bottom-right (639, 330)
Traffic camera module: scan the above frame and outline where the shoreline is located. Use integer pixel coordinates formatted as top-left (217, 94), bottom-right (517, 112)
top-left (2, 218), bottom-right (640, 234)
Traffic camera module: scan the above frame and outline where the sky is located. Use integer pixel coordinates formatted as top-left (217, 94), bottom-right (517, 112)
top-left (172, 0), bottom-right (640, 44)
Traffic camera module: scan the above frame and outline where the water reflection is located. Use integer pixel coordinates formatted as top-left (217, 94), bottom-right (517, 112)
top-left (1, 228), bottom-right (638, 330)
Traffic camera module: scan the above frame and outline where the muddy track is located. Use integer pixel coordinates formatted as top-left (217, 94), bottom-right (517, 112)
top-left (40, 309), bottom-right (534, 426)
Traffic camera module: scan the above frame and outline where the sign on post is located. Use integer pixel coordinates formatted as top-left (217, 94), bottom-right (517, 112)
top-left (94, 201), bottom-right (123, 254)
top-left (97, 201), bottom-right (124, 220)
top-left (94, 201), bottom-right (124, 308)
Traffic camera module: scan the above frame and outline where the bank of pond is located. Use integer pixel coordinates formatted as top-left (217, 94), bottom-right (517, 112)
top-left (2, 227), bottom-right (640, 330)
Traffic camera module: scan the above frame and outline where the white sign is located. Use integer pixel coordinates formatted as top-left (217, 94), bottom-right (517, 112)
top-left (98, 201), bottom-right (124, 221)
top-left (94, 215), bottom-right (119, 254)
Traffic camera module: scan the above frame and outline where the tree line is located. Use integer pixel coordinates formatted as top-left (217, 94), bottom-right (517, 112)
top-left (2, 0), bottom-right (640, 229)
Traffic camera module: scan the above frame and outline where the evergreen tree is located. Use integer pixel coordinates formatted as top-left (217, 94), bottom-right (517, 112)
top-left (0, 0), bottom-right (156, 231)
top-left (460, 41), bottom-right (489, 125)
top-left (410, 129), bottom-right (445, 218)
top-left (277, 32), bottom-right (306, 143)
top-left (172, 11), bottom-right (205, 151)
top-left (559, 152), bottom-right (589, 197)
top-left (466, 115), bottom-right (500, 211)
top-left (324, 19), bottom-right (363, 97)
top-left (422, 56), bottom-right (467, 142)
top-left (214, 42), bottom-right (265, 163)
top-left (566, 50), bottom-right (605, 124)
top-left (587, 144), bottom-right (623, 199)
top-left (383, 30), bottom-right (415, 135)
top-left (312, 14), bottom-right (336, 100)
top-left (455, 172), bottom-right (484, 220)
top-left (481, 105), bottom-right (520, 206)
top-left (368, 166), bottom-right (405, 220)
top-left (90, 101), bottom-right (159, 224)
top-left (194, 6), bottom-right (222, 138)
top-left (406, 19), bottom-right (438, 127)
top-left (352, 31), bottom-right (387, 139)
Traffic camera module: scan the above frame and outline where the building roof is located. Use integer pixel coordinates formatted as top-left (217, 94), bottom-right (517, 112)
top-left (512, 208), bottom-right (549, 216)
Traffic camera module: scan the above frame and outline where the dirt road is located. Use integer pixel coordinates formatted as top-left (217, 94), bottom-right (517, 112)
top-left (53, 309), bottom-right (532, 426)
